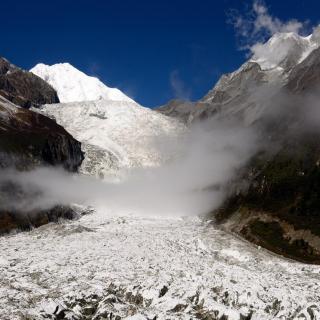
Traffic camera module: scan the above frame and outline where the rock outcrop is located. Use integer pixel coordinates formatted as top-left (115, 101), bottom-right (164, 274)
top-left (0, 96), bottom-right (83, 171)
top-left (0, 206), bottom-right (78, 235)
top-left (0, 57), bottom-right (84, 234)
top-left (0, 96), bottom-right (84, 234)
top-left (0, 57), bottom-right (59, 108)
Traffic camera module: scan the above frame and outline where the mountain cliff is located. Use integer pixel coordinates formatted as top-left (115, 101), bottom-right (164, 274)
top-left (0, 57), bottom-right (59, 108)
top-left (0, 57), bottom-right (84, 234)
top-left (159, 28), bottom-right (320, 263)
top-left (0, 96), bottom-right (83, 171)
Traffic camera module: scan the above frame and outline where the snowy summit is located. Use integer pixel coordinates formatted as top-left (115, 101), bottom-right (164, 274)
top-left (30, 62), bottom-right (134, 103)
top-left (250, 27), bottom-right (320, 71)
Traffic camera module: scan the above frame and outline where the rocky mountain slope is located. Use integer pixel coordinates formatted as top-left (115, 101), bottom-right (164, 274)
top-left (0, 57), bottom-right (84, 234)
top-left (0, 57), bottom-right (59, 108)
top-left (30, 62), bottom-right (134, 103)
top-left (157, 99), bottom-right (211, 124)
top-left (216, 46), bottom-right (320, 264)
top-left (0, 96), bottom-right (83, 171)
top-left (159, 28), bottom-right (320, 263)
top-left (159, 29), bottom-right (320, 124)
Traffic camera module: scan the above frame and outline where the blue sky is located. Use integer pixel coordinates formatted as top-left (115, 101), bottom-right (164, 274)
top-left (2, 0), bottom-right (320, 107)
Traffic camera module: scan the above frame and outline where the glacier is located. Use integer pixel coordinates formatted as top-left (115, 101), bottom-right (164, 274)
top-left (1, 211), bottom-right (320, 319)
top-left (34, 99), bottom-right (185, 178)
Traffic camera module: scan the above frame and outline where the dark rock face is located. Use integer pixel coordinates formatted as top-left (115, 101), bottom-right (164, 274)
top-left (0, 96), bottom-right (84, 171)
top-left (159, 46), bottom-right (320, 263)
top-left (0, 57), bottom-right (83, 234)
top-left (213, 50), bottom-right (320, 264)
top-left (216, 136), bottom-right (320, 263)
top-left (0, 206), bottom-right (78, 235)
top-left (0, 57), bottom-right (59, 108)
top-left (0, 96), bottom-right (84, 234)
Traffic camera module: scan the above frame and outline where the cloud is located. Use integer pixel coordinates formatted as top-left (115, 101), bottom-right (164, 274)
top-left (0, 117), bottom-right (257, 217)
top-left (228, 0), bottom-right (308, 51)
top-left (4, 72), bottom-right (320, 218)
top-left (170, 70), bottom-right (192, 100)
top-left (252, 1), bottom-right (304, 35)
top-left (253, 1), bottom-right (303, 35)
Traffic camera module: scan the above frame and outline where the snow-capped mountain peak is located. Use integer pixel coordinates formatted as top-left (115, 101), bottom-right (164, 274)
top-left (250, 29), bottom-right (320, 71)
top-left (30, 62), bottom-right (134, 103)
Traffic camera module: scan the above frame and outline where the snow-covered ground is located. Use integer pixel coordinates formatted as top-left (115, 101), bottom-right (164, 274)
top-left (35, 99), bottom-right (185, 178)
top-left (1, 209), bottom-right (320, 320)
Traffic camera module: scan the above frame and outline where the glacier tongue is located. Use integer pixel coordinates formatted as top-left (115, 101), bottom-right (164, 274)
top-left (30, 62), bottom-right (134, 103)
top-left (1, 211), bottom-right (320, 319)
top-left (36, 99), bottom-right (185, 178)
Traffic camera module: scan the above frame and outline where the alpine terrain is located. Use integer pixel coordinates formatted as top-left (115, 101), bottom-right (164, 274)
top-left (160, 27), bottom-right (320, 264)
top-left (2, 26), bottom-right (320, 320)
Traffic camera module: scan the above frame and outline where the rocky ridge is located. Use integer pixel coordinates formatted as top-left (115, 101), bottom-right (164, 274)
top-left (0, 57), bottom-right (59, 108)
top-left (0, 57), bottom-right (84, 234)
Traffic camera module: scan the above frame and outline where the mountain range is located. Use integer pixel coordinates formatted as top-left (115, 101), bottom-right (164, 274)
top-left (2, 27), bottom-right (320, 264)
